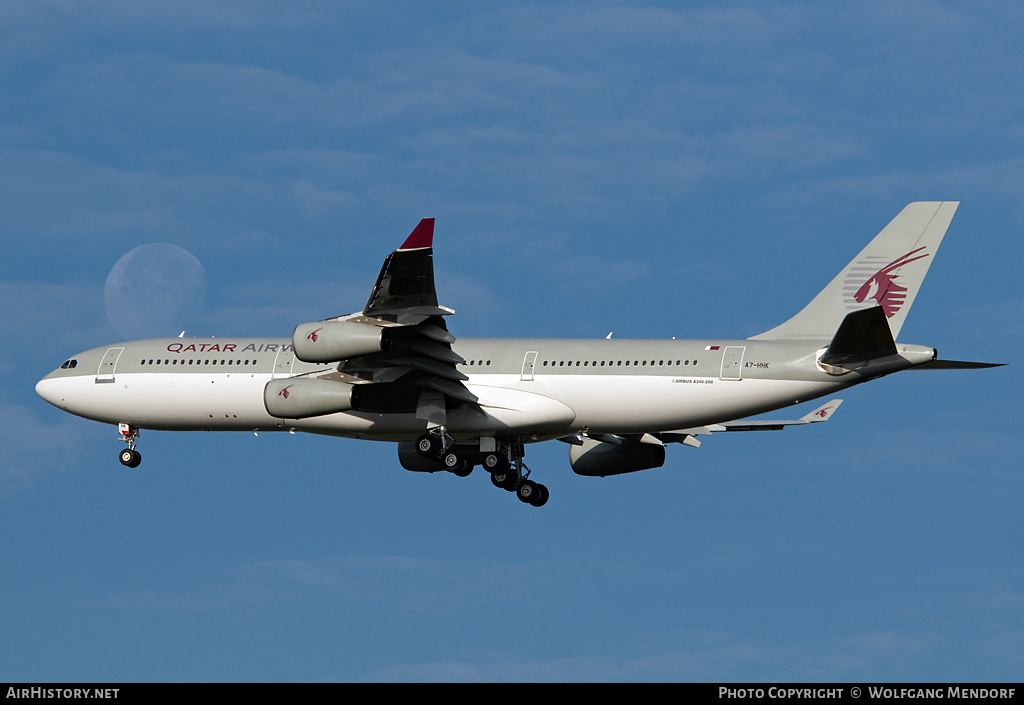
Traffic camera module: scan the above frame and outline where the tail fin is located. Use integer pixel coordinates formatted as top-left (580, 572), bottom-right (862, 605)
top-left (750, 202), bottom-right (959, 341)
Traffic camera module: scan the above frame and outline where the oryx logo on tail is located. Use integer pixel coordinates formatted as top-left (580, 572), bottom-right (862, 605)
top-left (846, 247), bottom-right (929, 318)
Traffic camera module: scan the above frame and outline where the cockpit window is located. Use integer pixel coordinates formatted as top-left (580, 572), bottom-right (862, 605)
top-left (60, 359), bottom-right (78, 369)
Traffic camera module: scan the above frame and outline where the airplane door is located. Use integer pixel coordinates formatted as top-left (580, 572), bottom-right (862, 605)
top-left (720, 346), bottom-right (745, 380)
top-left (272, 348), bottom-right (296, 378)
top-left (521, 351), bottom-right (538, 381)
top-left (96, 347), bottom-right (124, 383)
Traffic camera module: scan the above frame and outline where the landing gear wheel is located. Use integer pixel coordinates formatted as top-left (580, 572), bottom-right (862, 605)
top-left (529, 483), bottom-right (549, 507)
top-left (442, 448), bottom-right (470, 476)
top-left (415, 434), bottom-right (441, 459)
top-left (517, 480), bottom-right (549, 507)
top-left (117, 423), bottom-right (141, 467)
top-left (491, 471), bottom-right (518, 492)
top-left (451, 463), bottom-right (473, 478)
top-left (517, 480), bottom-right (539, 504)
top-left (482, 452), bottom-right (509, 473)
top-left (119, 448), bottom-right (141, 468)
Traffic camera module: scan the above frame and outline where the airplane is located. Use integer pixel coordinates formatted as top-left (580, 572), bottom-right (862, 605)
top-left (36, 201), bottom-right (1002, 507)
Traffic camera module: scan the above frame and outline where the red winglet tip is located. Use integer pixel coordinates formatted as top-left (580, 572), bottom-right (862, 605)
top-left (400, 218), bottom-right (434, 250)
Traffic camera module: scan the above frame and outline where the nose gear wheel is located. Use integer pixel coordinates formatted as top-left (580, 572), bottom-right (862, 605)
top-left (117, 423), bottom-right (142, 467)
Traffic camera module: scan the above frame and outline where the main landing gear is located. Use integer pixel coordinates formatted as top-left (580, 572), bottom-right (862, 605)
top-left (415, 428), bottom-right (472, 477)
top-left (118, 423), bottom-right (141, 467)
top-left (415, 431), bottom-right (549, 507)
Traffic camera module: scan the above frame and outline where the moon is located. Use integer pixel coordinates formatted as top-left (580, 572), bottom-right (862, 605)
top-left (104, 243), bottom-right (208, 339)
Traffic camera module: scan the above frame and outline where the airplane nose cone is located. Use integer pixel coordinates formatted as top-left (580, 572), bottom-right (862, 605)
top-left (35, 377), bottom-right (65, 408)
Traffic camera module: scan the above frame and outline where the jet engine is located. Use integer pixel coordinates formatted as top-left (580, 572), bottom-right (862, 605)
top-left (569, 438), bottom-right (666, 477)
top-left (292, 320), bottom-right (390, 363)
top-left (264, 377), bottom-right (360, 419)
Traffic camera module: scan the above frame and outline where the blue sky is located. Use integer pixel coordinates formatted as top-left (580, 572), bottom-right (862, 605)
top-left (2, 0), bottom-right (1022, 682)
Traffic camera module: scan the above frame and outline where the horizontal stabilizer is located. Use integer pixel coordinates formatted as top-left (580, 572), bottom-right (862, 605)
top-left (818, 306), bottom-right (897, 373)
top-left (910, 359), bottom-right (1006, 370)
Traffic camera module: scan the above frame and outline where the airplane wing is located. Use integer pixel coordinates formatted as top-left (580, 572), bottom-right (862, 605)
top-left (295, 219), bottom-right (477, 406)
top-left (659, 399), bottom-right (842, 446)
top-left (363, 218), bottom-right (453, 319)
top-left (556, 399), bottom-right (843, 449)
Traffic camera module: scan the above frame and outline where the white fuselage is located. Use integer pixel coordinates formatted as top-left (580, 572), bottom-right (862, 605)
top-left (33, 334), bottom-right (915, 445)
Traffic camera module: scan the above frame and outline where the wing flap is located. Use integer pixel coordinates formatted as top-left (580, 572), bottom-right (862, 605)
top-left (386, 356), bottom-right (470, 382)
top-left (425, 377), bottom-right (479, 404)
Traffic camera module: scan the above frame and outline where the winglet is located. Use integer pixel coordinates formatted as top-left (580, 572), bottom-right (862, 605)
top-left (800, 399), bottom-right (843, 423)
top-left (400, 218), bottom-right (434, 250)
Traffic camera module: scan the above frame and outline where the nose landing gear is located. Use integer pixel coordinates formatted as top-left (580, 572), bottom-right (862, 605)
top-left (118, 423), bottom-right (141, 467)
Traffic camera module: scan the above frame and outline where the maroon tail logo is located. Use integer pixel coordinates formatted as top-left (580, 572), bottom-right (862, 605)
top-left (850, 247), bottom-right (929, 318)
top-left (307, 328), bottom-right (322, 343)
top-left (278, 385), bottom-right (293, 399)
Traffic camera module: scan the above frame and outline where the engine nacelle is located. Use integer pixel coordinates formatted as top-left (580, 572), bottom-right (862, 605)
top-left (292, 320), bottom-right (390, 363)
top-left (569, 438), bottom-right (666, 477)
top-left (264, 377), bottom-right (360, 419)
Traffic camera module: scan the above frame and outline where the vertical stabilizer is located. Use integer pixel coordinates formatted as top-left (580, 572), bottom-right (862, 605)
top-left (749, 201), bottom-right (958, 341)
